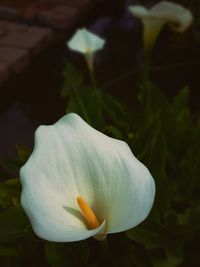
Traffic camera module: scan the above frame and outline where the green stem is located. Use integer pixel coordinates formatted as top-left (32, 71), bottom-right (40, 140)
top-left (140, 50), bottom-right (152, 117)
top-left (99, 60), bottom-right (200, 91)
top-left (100, 69), bottom-right (135, 90)
top-left (142, 51), bottom-right (151, 83)
top-left (72, 87), bottom-right (91, 124)
top-left (89, 67), bottom-right (97, 91)
top-left (99, 238), bottom-right (109, 267)
top-left (85, 53), bottom-right (97, 90)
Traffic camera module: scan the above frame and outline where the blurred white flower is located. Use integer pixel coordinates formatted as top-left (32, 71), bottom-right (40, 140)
top-left (67, 28), bottom-right (105, 69)
top-left (129, 1), bottom-right (193, 50)
top-left (20, 113), bottom-right (155, 242)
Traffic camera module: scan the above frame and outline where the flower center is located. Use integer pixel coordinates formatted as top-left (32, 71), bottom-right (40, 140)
top-left (76, 196), bottom-right (100, 229)
top-left (85, 48), bottom-right (92, 53)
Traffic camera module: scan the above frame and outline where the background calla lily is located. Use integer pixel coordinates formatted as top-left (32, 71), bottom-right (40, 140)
top-left (20, 113), bottom-right (155, 242)
top-left (129, 1), bottom-right (193, 50)
top-left (67, 28), bottom-right (105, 70)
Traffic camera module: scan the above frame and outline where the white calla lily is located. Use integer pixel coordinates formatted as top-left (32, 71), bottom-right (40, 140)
top-left (129, 1), bottom-right (193, 50)
top-left (67, 28), bottom-right (105, 70)
top-left (20, 113), bottom-right (155, 242)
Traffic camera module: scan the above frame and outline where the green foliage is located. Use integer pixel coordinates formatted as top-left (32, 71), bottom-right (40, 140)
top-left (0, 145), bottom-right (30, 175)
top-left (45, 242), bottom-right (89, 267)
top-left (0, 156), bottom-right (21, 173)
top-left (0, 179), bottom-right (21, 208)
top-left (126, 82), bottom-right (199, 267)
top-left (0, 207), bottom-right (30, 242)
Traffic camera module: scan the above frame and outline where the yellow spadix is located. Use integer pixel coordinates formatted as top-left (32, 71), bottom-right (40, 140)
top-left (77, 196), bottom-right (100, 229)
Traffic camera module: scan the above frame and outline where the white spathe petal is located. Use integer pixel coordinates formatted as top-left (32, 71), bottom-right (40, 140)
top-left (88, 140), bottom-right (155, 234)
top-left (20, 113), bottom-right (155, 241)
top-left (129, 2), bottom-right (193, 32)
top-left (129, 1), bottom-right (193, 50)
top-left (20, 168), bottom-right (105, 242)
top-left (20, 118), bottom-right (105, 242)
top-left (128, 6), bottom-right (149, 18)
top-left (128, 5), bottom-right (165, 49)
top-left (67, 28), bottom-right (105, 54)
top-left (21, 177), bottom-right (105, 242)
top-left (149, 1), bottom-right (193, 32)
top-left (105, 142), bottom-right (155, 233)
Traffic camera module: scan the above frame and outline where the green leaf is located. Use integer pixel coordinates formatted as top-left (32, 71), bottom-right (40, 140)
top-left (0, 246), bottom-right (19, 267)
top-left (0, 156), bottom-right (21, 173)
top-left (126, 221), bottom-right (164, 249)
top-left (151, 247), bottom-right (183, 267)
top-left (171, 87), bottom-right (189, 113)
top-left (151, 222), bottom-right (193, 267)
top-left (67, 86), bottom-right (105, 129)
top-left (155, 178), bottom-right (176, 214)
top-left (178, 148), bottom-right (200, 202)
top-left (137, 129), bottom-right (167, 180)
top-left (102, 93), bottom-right (129, 132)
top-left (129, 115), bottom-right (160, 156)
top-left (139, 81), bottom-right (169, 118)
top-left (0, 179), bottom-right (21, 197)
top-left (0, 207), bottom-right (30, 241)
top-left (103, 125), bottom-right (122, 139)
top-left (178, 205), bottom-right (200, 230)
top-left (0, 146), bottom-right (30, 174)
top-left (45, 241), bottom-right (89, 267)
top-left (0, 179), bottom-right (21, 208)
top-left (0, 247), bottom-right (18, 257)
top-left (61, 63), bottom-right (84, 98)
top-left (62, 63), bottom-right (105, 129)
top-left (15, 145), bottom-right (31, 164)
top-left (147, 131), bottom-right (167, 179)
